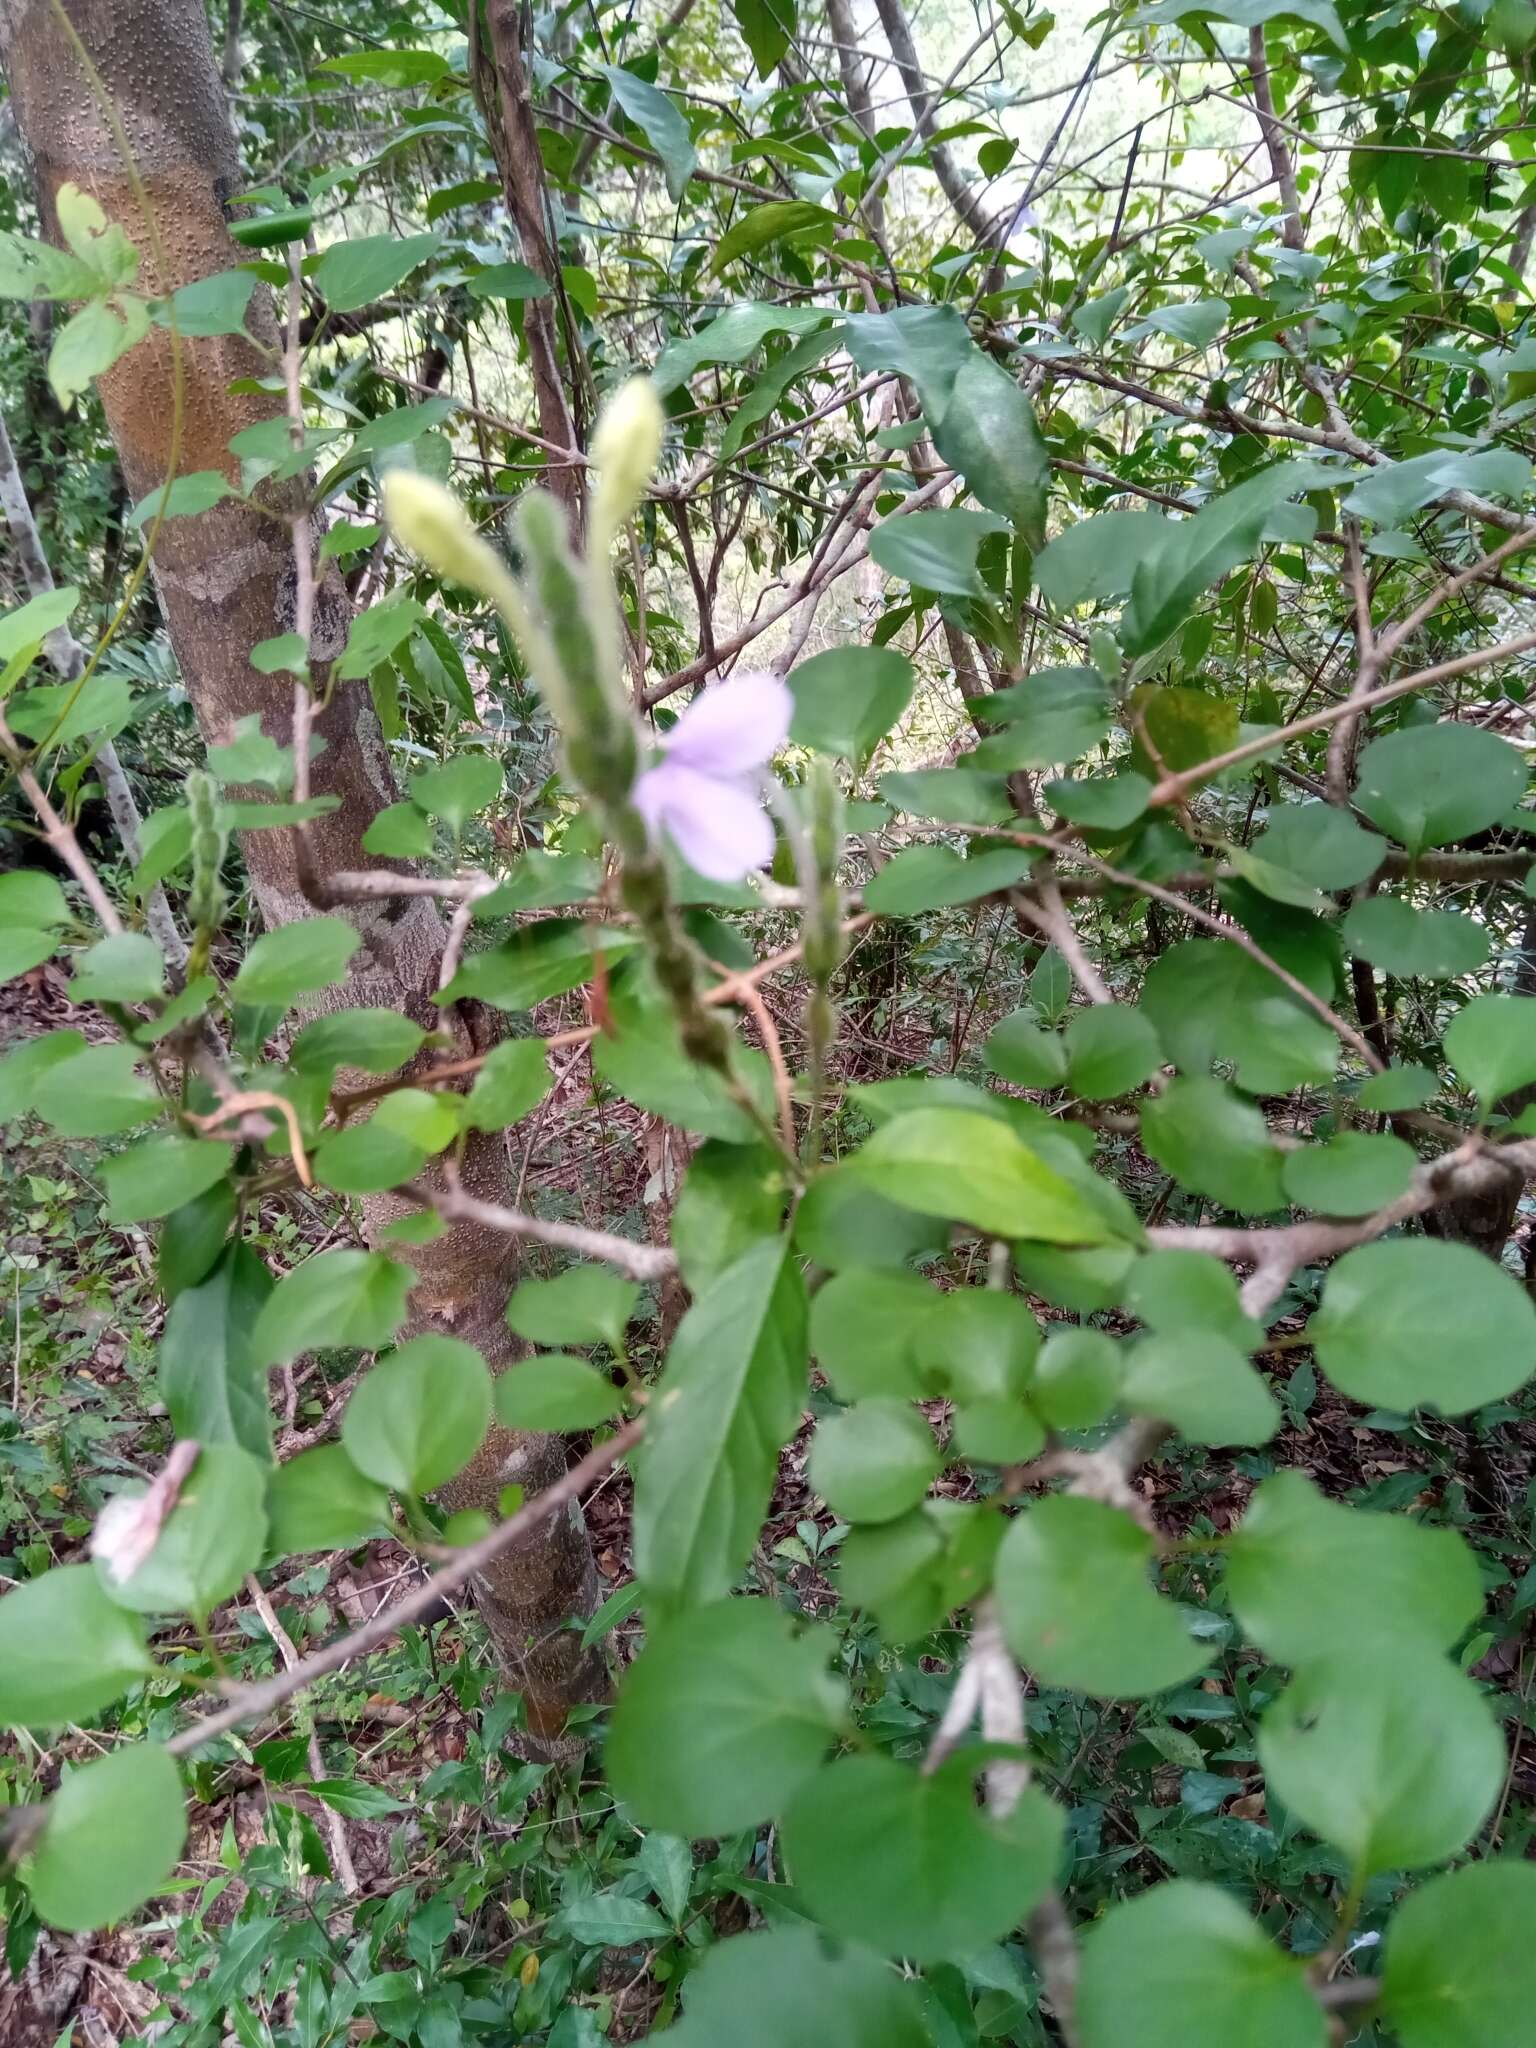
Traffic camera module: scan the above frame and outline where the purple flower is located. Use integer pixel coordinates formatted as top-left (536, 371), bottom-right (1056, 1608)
top-left (633, 670), bottom-right (792, 882)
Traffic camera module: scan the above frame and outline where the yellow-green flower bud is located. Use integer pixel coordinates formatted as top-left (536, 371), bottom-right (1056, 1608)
top-left (381, 471), bottom-right (523, 624)
top-left (590, 376), bottom-right (664, 548)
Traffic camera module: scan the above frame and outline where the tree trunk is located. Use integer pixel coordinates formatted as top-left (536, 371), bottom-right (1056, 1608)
top-left (0, 0), bottom-right (606, 1751)
top-left (472, 0), bottom-right (585, 529)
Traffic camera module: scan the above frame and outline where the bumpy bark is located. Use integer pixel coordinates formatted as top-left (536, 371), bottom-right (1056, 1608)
top-left (0, 0), bottom-right (605, 1748)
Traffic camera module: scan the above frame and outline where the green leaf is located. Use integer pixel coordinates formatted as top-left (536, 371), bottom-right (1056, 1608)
top-left (781, 1754), bottom-right (1062, 1962)
top-left (101, 1135), bottom-right (232, 1224)
top-left (1033, 1328), bottom-right (1123, 1429)
top-left (160, 268), bottom-right (257, 337)
top-left (0, 1565), bottom-right (152, 1728)
top-left (972, 666), bottom-right (1111, 768)
top-left (1065, 1006), bottom-right (1163, 1100)
top-left (128, 469), bottom-right (237, 527)
top-left (996, 1495), bottom-right (1207, 1697)
top-left (869, 507), bottom-right (1010, 597)
top-left (1135, 0), bottom-right (1347, 55)
top-left (1034, 511), bottom-right (1168, 611)
top-left (674, 1141), bottom-right (787, 1289)
top-left (731, 0), bottom-right (797, 75)
top-left (1343, 447), bottom-right (1532, 526)
top-left (1130, 298), bottom-right (1229, 349)
top-left (253, 1248), bottom-right (412, 1368)
top-left (311, 231), bottom-right (439, 314)
top-left (1045, 767), bottom-right (1155, 836)
top-left (265, 1443), bottom-right (392, 1553)
top-left (507, 1266), bottom-right (639, 1350)
top-left (984, 1008), bottom-right (1068, 1087)
top-left (317, 48), bottom-right (450, 85)
top-left (1078, 1881), bottom-right (1326, 2048)
top-left (334, 596), bottom-right (422, 681)
top-left (1355, 726), bottom-right (1527, 855)
top-left (23, 1744), bottom-right (186, 1933)
top-left (651, 303), bottom-right (835, 396)
top-left (313, 1088), bottom-right (460, 1195)
top-left (1254, 802), bottom-right (1385, 890)
top-left (50, 295), bottom-right (151, 409)
top-left (1342, 896), bottom-right (1488, 979)
top-left (0, 585), bottom-right (80, 664)
top-left (862, 842), bottom-right (1035, 914)
top-left (1226, 1470), bottom-right (1482, 1664)
top-left (68, 932), bottom-right (164, 1004)
top-left (1125, 1247), bottom-right (1259, 1348)
top-left (444, 919), bottom-right (640, 1010)
top-left (158, 1244), bottom-right (274, 1461)
top-left (1380, 1861), bottom-right (1536, 2048)
top-left (1129, 685), bottom-right (1239, 778)
top-left (342, 1336), bottom-right (492, 1494)
top-left (601, 66), bottom-right (697, 202)
top-left (0, 870), bottom-right (70, 928)
top-left (1141, 1075), bottom-right (1287, 1215)
top-left (850, 1107), bottom-right (1119, 1243)
top-left (97, 1444), bottom-right (268, 1615)
top-left (360, 800), bottom-right (433, 857)
top-left (881, 765), bottom-right (1012, 824)
top-left (1310, 1238), bottom-right (1536, 1415)
top-left (1258, 1650), bottom-right (1503, 1872)
top-left (1121, 462), bottom-right (1321, 658)
top-left (633, 1238), bottom-right (807, 1607)
top-left (710, 201), bottom-right (835, 275)
top-left (793, 1166), bottom-right (943, 1274)
top-left (592, 994), bottom-right (776, 1143)
top-left (462, 1037), bottom-right (550, 1132)
top-left (842, 304), bottom-right (972, 413)
top-left (607, 1599), bottom-right (844, 1836)
top-left (0, 927), bottom-right (58, 979)
top-left (929, 351), bottom-right (1050, 548)
top-left (231, 916), bottom-right (360, 1009)
top-left (290, 1007), bottom-right (427, 1079)
top-left (157, 1179), bottom-right (235, 1297)
top-left (228, 204), bottom-right (314, 249)
top-left (1444, 992), bottom-right (1536, 1111)
top-left (787, 646), bottom-right (915, 757)
top-left (1142, 940), bottom-right (1335, 1094)
top-left (809, 1268), bottom-right (945, 1400)
top-left (809, 1400), bottom-right (940, 1522)
top-left (1358, 1064), bottom-right (1437, 1112)
top-left (10, 673), bottom-right (132, 750)
top-left (1121, 1332), bottom-right (1280, 1446)
top-left (33, 1041), bottom-right (161, 1137)
top-left (409, 752), bottom-right (502, 835)
top-left (553, 1890), bottom-right (674, 1947)
top-left (654, 1926), bottom-right (930, 2048)
top-left (1280, 1131), bottom-right (1416, 1216)
top-left (495, 1355), bottom-right (624, 1431)
top-left (466, 259), bottom-right (551, 301)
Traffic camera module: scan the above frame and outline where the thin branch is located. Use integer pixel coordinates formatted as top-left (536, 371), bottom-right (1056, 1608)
top-left (430, 1168), bottom-right (678, 1281)
top-left (167, 1421), bottom-right (643, 1756)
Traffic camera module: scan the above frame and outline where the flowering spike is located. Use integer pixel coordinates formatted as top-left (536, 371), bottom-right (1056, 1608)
top-left (381, 471), bottom-right (523, 623)
top-left (590, 376), bottom-right (664, 547)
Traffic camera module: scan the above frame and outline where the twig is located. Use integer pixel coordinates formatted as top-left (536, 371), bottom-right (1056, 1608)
top-left (166, 1421), bottom-right (643, 1756)
top-left (430, 1167), bottom-right (677, 1280)
top-left (243, 1574), bottom-right (359, 1895)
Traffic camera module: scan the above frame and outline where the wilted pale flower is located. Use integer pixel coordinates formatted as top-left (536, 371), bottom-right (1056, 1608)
top-left (632, 671), bottom-right (792, 882)
top-left (90, 1439), bottom-right (200, 1585)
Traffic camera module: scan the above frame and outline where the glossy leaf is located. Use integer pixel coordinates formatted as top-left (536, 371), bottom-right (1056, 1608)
top-left (0, 1565), bottom-right (152, 1728)
top-left (607, 1599), bottom-right (844, 1836)
top-left (24, 1744), bottom-right (186, 1932)
top-left (342, 1335), bottom-right (493, 1494)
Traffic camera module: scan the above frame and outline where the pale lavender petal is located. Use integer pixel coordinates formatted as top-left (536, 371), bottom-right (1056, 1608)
top-left (658, 671), bottom-right (792, 777)
top-left (633, 759), bottom-right (774, 881)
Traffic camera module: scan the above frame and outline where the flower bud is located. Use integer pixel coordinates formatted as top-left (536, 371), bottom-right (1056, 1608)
top-left (590, 376), bottom-right (664, 542)
top-left (382, 471), bottom-right (521, 619)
